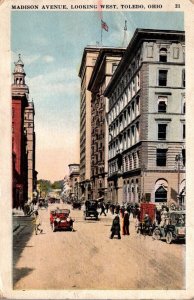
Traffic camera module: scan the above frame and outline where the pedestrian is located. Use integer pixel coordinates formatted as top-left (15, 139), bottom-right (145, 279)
top-left (105, 203), bottom-right (109, 213)
top-left (100, 202), bottom-right (106, 216)
top-left (110, 215), bottom-right (121, 239)
top-left (120, 206), bottom-right (125, 218)
top-left (156, 208), bottom-right (161, 225)
top-left (33, 211), bottom-right (43, 235)
top-left (115, 204), bottom-right (120, 215)
top-left (123, 210), bottom-right (130, 235)
top-left (126, 204), bottom-right (131, 217)
top-left (111, 204), bottom-right (115, 215)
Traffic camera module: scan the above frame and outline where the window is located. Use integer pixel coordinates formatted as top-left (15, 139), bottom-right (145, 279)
top-left (183, 124), bottom-right (185, 139)
top-left (182, 69), bottom-right (185, 87)
top-left (158, 97), bottom-right (167, 113)
top-left (183, 102), bottom-right (185, 114)
top-left (158, 124), bottom-right (167, 140)
top-left (156, 149), bottom-right (167, 166)
top-left (159, 48), bottom-right (167, 62)
top-left (182, 149), bottom-right (185, 166)
top-left (158, 70), bottom-right (168, 86)
top-left (158, 101), bottom-right (167, 113)
top-left (155, 186), bottom-right (167, 202)
top-left (112, 63), bottom-right (118, 74)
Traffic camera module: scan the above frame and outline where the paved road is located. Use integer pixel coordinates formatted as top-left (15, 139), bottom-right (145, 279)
top-left (13, 203), bottom-right (185, 290)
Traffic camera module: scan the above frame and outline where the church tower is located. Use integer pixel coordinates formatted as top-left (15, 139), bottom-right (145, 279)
top-left (12, 54), bottom-right (29, 96)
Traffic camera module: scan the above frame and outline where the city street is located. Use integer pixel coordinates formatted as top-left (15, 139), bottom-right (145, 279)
top-left (13, 204), bottom-right (185, 290)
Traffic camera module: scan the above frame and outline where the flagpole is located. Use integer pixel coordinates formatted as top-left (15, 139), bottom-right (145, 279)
top-left (101, 19), bottom-right (102, 45)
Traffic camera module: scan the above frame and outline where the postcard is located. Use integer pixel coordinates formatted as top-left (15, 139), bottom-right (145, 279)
top-left (0, 0), bottom-right (194, 299)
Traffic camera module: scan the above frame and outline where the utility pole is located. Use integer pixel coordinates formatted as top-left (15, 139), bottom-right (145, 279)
top-left (175, 154), bottom-right (183, 207)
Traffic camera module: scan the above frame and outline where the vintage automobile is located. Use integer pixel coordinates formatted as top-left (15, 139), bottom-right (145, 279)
top-left (50, 208), bottom-right (74, 232)
top-left (152, 210), bottom-right (186, 244)
top-left (84, 200), bottom-right (99, 220)
top-left (72, 201), bottom-right (82, 210)
top-left (137, 202), bottom-right (156, 235)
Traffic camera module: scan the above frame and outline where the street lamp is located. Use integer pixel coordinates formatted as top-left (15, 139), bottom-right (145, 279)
top-left (141, 164), bottom-right (146, 201)
top-left (175, 153), bottom-right (183, 207)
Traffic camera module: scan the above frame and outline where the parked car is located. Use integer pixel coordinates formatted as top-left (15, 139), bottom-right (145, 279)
top-left (152, 210), bottom-right (185, 244)
top-left (50, 208), bottom-right (74, 232)
top-left (84, 200), bottom-right (99, 220)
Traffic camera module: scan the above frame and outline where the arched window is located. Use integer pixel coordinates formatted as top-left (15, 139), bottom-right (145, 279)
top-left (154, 179), bottom-right (168, 202)
top-left (159, 48), bottom-right (167, 62)
top-left (155, 186), bottom-right (167, 202)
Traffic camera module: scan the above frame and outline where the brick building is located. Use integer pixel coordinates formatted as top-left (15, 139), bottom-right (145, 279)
top-left (104, 29), bottom-right (185, 208)
top-left (12, 55), bottom-right (37, 208)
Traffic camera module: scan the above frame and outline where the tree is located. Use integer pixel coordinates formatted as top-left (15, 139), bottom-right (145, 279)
top-left (51, 180), bottom-right (63, 190)
top-left (37, 179), bottom-right (52, 196)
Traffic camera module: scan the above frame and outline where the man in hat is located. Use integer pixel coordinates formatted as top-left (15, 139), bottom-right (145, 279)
top-left (123, 210), bottom-right (130, 235)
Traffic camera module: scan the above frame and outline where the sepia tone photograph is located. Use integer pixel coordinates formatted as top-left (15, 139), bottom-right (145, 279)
top-left (1, 0), bottom-right (194, 299)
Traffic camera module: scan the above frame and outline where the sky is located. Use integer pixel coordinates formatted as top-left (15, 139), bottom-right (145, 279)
top-left (11, 11), bottom-right (184, 182)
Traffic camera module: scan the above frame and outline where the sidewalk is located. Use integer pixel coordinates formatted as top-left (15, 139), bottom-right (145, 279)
top-left (13, 208), bottom-right (34, 234)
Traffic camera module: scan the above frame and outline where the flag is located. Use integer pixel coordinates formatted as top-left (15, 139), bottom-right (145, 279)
top-left (101, 20), bottom-right (109, 32)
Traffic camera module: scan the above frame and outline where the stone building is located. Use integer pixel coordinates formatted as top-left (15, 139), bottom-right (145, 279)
top-left (68, 164), bottom-right (80, 201)
top-left (24, 99), bottom-right (36, 202)
top-left (88, 48), bottom-right (125, 201)
top-left (104, 29), bottom-right (185, 208)
top-left (78, 47), bottom-right (100, 201)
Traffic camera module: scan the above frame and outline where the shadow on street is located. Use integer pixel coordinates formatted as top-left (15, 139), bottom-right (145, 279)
top-left (13, 219), bottom-right (34, 287)
top-left (13, 267), bottom-right (34, 288)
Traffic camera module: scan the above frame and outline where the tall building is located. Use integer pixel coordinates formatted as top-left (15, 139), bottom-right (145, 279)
top-left (104, 29), bottom-right (185, 208)
top-left (24, 99), bottom-right (36, 202)
top-left (78, 47), bottom-right (100, 201)
top-left (12, 55), bottom-right (37, 208)
top-left (88, 48), bottom-right (125, 201)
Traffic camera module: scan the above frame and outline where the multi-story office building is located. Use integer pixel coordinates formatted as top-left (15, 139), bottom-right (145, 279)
top-left (88, 48), bottom-right (125, 201)
top-left (78, 47), bottom-right (100, 201)
top-left (104, 29), bottom-right (185, 207)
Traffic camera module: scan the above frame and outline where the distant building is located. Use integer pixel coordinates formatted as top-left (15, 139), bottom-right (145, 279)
top-left (62, 176), bottom-right (71, 201)
top-left (68, 163), bottom-right (80, 201)
top-left (88, 47), bottom-right (125, 201)
top-left (12, 55), bottom-right (37, 208)
top-left (104, 29), bottom-right (185, 207)
top-left (78, 47), bottom-right (101, 201)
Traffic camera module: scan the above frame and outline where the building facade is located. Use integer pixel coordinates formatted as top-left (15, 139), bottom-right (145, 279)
top-left (68, 164), bottom-right (80, 201)
top-left (24, 100), bottom-right (36, 202)
top-left (78, 47), bottom-right (100, 201)
top-left (88, 48), bottom-right (125, 201)
top-left (104, 29), bottom-right (185, 208)
top-left (12, 55), bottom-right (37, 208)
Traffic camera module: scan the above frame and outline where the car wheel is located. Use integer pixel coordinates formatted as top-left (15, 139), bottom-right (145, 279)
top-left (52, 223), bottom-right (56, 232)
top-left (166, 231), bottom-right (173, 244)
top-left (152, 228), bottom-right (161, 240)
